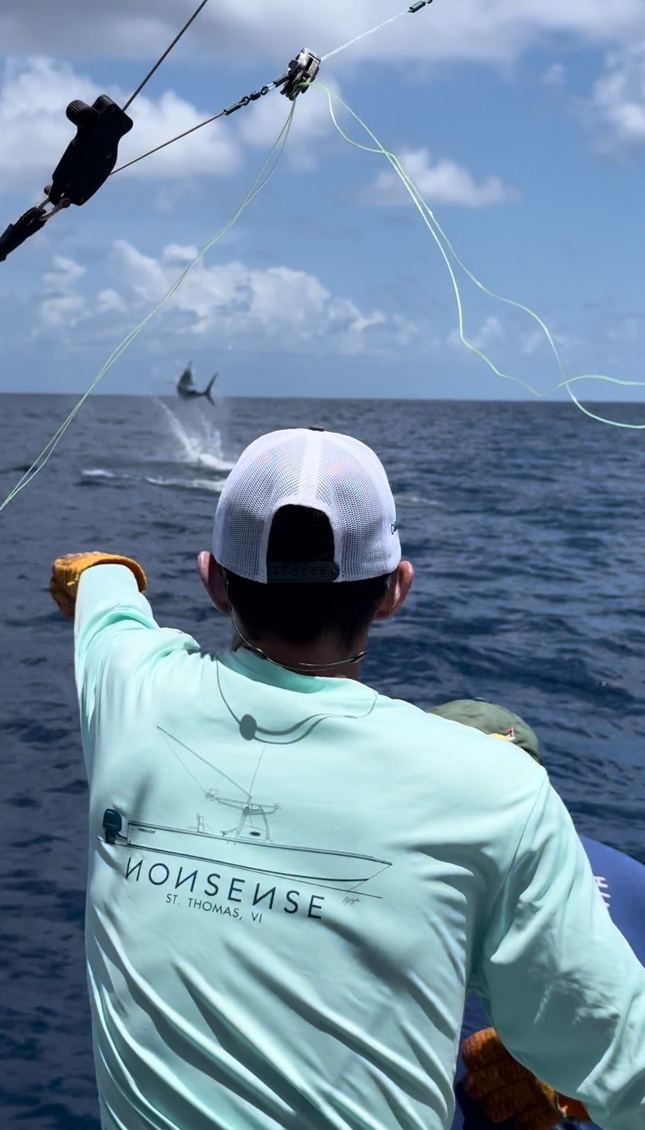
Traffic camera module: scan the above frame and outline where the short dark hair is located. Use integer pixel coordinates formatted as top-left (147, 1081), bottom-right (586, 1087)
top-left (224, 506), bottom-right (390, 648)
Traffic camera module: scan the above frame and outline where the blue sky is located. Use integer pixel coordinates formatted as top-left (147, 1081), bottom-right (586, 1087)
top-left (0, 0), bottom-right (644, 401)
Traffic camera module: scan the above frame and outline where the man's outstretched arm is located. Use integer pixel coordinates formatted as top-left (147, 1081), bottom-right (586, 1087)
top-left (49, 557), bottom-right (201, 773)
top-left (472, 778), bottom-right (645, 1130)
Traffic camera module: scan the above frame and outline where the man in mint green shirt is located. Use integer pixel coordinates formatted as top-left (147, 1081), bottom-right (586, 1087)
top-left (51, 427), bottom-right (645, 1130)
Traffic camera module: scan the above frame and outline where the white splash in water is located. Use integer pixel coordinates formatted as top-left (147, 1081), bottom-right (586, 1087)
top-left (156, 400), bottom-right (234, 472)
top-left (81, 468), bottom-right (226, 494)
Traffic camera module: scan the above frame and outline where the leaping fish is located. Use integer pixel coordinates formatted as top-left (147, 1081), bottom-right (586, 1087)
top-left (176, 363), bottom-right (217, 404)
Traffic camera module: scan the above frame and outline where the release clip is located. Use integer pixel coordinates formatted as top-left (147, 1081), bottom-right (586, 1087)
top-left (49, 95), bottom-right (133, 206)
top-left (278, 48), bottom-right (321, 101)
top-left (0, 94), bottom-right (133, 263)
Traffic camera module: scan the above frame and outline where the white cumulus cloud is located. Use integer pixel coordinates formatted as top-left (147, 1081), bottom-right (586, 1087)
top-left (36, 239), bottom-right (425, 357)
top-left (40, 253), bottom-right (88, 327)
top-left (0, 56), bottom-right (241, 194)
top-left (449, 315), bottom-right (505, 352)
top-left (1, 0), bottom-right (644, 66)
top-left (590, 42), bottom-right (645, 150)
top-left (363, 148), bottom-right (517, 209)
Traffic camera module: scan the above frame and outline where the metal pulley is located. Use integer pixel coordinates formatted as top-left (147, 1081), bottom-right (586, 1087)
top-left (279, 48), bottom-right (321, 101)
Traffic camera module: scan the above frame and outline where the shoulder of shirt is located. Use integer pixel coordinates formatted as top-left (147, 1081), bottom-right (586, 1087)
top-left (370, 691), bottom-right (545, 776)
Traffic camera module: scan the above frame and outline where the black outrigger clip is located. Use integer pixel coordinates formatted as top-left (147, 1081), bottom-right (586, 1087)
top-left (277, 48), bottom-right (321, 101)
top-left (0, 204), bottom-right (49, 263)
top-left (48, 94), bottom-right (133, 206)
top-left (0, 94), bottom-right (133, 263)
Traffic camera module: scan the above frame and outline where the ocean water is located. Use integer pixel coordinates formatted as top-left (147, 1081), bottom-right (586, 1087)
top-left (1, 393), bottom-right (644, 1128)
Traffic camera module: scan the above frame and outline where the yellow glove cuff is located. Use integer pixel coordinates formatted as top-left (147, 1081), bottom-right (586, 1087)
top-left (537, 1081), bottom-right (559, 1110)
top-left (50, 552), bottom-right (147, 616)
top-left (52, 552), bottom-right (146, 594)
top-left (539, 1082), bottom-right (589, 1121)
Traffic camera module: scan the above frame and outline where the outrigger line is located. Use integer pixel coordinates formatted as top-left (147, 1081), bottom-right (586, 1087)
top-left (1, 0), bottom-right (640, 517)
top-left (0, 0), bottom-right (435, 263)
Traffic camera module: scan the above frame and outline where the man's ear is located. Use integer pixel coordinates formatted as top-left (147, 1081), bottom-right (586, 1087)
top-left (373, 560), bottom-right (414, 622)
top-left (197, 551), bottom-right (230, 613)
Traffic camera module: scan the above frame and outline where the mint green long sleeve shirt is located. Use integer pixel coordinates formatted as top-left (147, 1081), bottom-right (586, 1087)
top-left (74, 565), bottom-right (645, 1130)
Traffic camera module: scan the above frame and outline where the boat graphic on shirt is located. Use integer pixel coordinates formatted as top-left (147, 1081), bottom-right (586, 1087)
top-left (101, 727), bottom-right (392, 893)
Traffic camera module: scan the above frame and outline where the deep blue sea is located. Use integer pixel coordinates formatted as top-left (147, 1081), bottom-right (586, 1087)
top-left (1, 393), bottom-right (644, 1129)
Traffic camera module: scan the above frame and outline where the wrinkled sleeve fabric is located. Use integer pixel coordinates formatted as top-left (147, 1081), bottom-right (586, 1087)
top-left (74, 564), bottom-right (200, 775)
top-left (472, 777), bottom-right (645, 1130)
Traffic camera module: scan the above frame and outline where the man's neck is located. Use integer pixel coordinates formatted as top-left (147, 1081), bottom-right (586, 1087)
top-left (232, 628), bottom-right (366, 681)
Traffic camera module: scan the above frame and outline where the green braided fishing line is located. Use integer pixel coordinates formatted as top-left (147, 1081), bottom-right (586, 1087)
top-left (0, 104), bottom-right (297, 514)
top-left (313, 83), bottom-right (645, 430)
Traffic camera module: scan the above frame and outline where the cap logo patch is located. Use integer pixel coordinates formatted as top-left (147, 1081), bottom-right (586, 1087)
top-left (266, 561), bottom-right (340, 583)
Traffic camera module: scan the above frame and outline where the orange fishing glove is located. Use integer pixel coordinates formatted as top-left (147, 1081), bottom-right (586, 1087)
top-left (462, 1028), bottom-right (589, 1130)
top-left (49, 552), bottom-right (147, 618)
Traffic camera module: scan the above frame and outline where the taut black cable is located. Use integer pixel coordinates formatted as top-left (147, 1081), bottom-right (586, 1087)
top-left (123, 0), bottom-right (211, 112)
top-left (113, 109), bottom-right (228, 175)
top-left (114, 3), bottom-right (439, 175)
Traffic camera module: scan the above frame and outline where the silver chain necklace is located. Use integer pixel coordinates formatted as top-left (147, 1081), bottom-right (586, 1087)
top-left (230, 614), bottom-right (368, 672)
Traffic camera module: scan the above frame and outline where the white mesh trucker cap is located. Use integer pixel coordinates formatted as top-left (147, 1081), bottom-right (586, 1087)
top-left (212, 428), bottom-right (401, 584)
